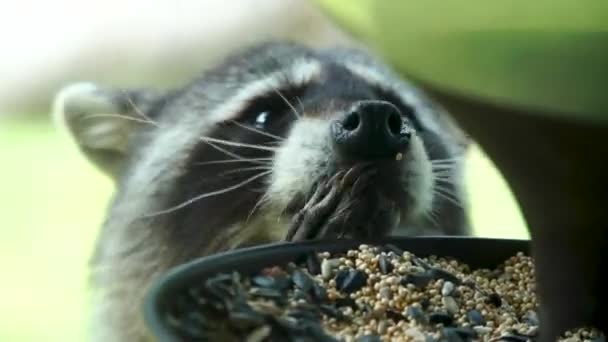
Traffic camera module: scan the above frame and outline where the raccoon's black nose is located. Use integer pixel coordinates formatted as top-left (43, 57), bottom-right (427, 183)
top-left (331, 100), bottom-right (412, 159)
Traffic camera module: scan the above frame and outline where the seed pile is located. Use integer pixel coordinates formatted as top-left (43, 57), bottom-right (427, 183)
top-left (162, 244), bottom-right (605, 342)
top-left (560, 328), bottom-right (606, 342)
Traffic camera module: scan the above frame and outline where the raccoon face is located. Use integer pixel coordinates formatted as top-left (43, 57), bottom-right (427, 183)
top-left (55, 42), bottom-right (469, 255)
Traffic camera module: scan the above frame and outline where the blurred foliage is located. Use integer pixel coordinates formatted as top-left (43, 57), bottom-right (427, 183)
top-left (316, 0), bottom-right (608, 121)
top-left (0, 117), bottom-right (112, 341)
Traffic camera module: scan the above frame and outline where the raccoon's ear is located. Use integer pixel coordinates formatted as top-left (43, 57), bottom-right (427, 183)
top-left (52, 82), bottom-right (164, 178)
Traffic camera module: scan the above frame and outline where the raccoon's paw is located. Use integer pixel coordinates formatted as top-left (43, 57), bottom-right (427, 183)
top-left (284, 164), bottom-right (376, 241)
top-left (284, 171), bottom-right (345, 242)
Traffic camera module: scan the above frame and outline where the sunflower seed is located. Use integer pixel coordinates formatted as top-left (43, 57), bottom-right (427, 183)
top-left (378, 254), bottom-right (394, 274)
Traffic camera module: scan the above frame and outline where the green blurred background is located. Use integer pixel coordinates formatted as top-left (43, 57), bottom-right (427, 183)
top-left (11, 0), bottom-right (608, 340)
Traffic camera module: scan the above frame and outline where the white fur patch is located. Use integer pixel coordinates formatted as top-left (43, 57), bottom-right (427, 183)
top-left (404, 135), bottom-right (434, 219)
top-left (267, 118), bottom-right (331, 210)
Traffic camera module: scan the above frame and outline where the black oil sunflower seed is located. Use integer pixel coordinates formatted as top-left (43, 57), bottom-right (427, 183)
top-left (385, 309), bottom-right (404, 321)
top-left (401, 272), bottom-right (433, 289)
top-left (383, 244), bottom-right (404, 256)
top-left (428, 267), bottom-right (462, 285)
top-left (412, 256), bottom-right (432, 270)
top-left (292, 269), bottom-right (315, 292)
top-left (293, 288), bottom-right (311, 301)
top-left (442, 327), bottom-right (466, 342)
top-left (320, 304), bottom-right (346, 321)
top-left (493, 333), bottom-right (529, 342)
top-left (337, 269), bottom-right (368, 294)
top-left (378, 254), bottom-right (394, 274)
top-left (312, 282), bottom-right (328, 302)
top-left (228, 310), bottom-right (265, 331)
top-left (334, 296), bottom-right (357, 309)
top-left (287, 307), bottom-right (321, 321)
top-left (429, 311), bottom-right (454, 326)
top-left (406, 306), bottom-right (427, 324)
top-left (306, 252), bottom-right (322, 275)
top-left (334, 269), bottom-right (349, 287)
top-left (250, 287), bottom-right (283, 299)
top-left (445, 327), bottom-right (478, 341)
top-left (251, 275), bottom-right (275, 288)
top-left (420, 297), bottom-right (431, 310)
top-left (467, 309), bottom-right (486, 326)
top-left (486, 292), bottom-right (502, 307)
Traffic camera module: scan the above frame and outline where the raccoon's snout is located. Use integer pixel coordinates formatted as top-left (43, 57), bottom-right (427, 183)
top-left (331, 100), bottom-right (412, 160)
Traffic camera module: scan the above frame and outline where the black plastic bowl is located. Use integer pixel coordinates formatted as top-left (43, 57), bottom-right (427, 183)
top-left (144, 236), bottom-right (530, 341)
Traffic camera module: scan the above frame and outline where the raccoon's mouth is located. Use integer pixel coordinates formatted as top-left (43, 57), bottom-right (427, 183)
top-left (284, 163), bottom-right (404, 241)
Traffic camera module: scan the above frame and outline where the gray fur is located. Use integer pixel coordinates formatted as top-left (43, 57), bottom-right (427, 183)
top-left (53, 41), bottom-right (471, 341)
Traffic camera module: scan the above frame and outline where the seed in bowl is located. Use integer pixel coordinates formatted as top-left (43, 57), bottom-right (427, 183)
top-left (163, 244), bottom-right (605, 342)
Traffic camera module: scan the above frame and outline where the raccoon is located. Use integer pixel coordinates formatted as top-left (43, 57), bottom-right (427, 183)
top-left (53, 41), bottom-right (471, 341)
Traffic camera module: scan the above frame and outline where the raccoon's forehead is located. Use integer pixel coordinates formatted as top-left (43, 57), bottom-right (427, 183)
top-left (155, 43), bottom-right (448, 135)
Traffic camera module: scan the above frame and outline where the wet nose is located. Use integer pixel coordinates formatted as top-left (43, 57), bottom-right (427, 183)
top-left (331, 100), bottom-right (412, 159)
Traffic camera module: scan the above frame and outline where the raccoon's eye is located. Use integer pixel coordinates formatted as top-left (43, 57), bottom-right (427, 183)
top-left (255, 111), bottom-right (269, 128)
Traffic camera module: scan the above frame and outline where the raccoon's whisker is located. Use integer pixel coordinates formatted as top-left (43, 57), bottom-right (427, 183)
top-left (219, 166), bottom-right (273, 176)
top-left (433, 191), bottom-right (463, 210)
top-left (431, 157), bottom-right (461, 163)
top-left (431, 156), bottom-right (463, 163)
top-left (433, 186), bottom-right (464, 209)
top-left (433, 170), bottom-right (455, 176)
top-left (434, 178), bottom-right (455, 185)
top-left (433, 172), bottom-right (456, 180)
top-left (434, 183), bottom-right (462, 198)
top-left (432, 170), bottom-right (457, 176)
top-left (122, 90), bottom-right (158, 125)
top-left (142, 171), bottom-right (272, 218)
top-left (431, 165), bottom-right (458, 171)
top-left (431, 162), bottom-right (459, 168)
top-left (295, 96), bottom-right (305, 115)
top-left (84, 113), bottom-right (160, 127)
top-left (246, 192), bottom-right (271, 224)
top-left (229, 120), bottom-right (284, 141)
top-left (274, 88), bottom-right (301, 119)
top-left (203, 140), bottom-right (255, 161)
top-left (433, 168), bottom-right (456, 176)
top-left (433, 167), bottom-right (456, 172)
top-left (424, 207), bottom-right (441, 229)
top-left (430, 161), bottom-right (460, 167)
top-left (199, 136), bottom-right (278, 152)
top-left (194, 158), bottom-right (273, 166)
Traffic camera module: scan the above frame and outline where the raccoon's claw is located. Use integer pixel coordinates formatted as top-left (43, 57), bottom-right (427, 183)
top-left (285, 172), bottom-right (346, 242)
top-left (284, 165), bottom-right (377, 242)
top-left (341, 163), bottom-right (372, 188)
